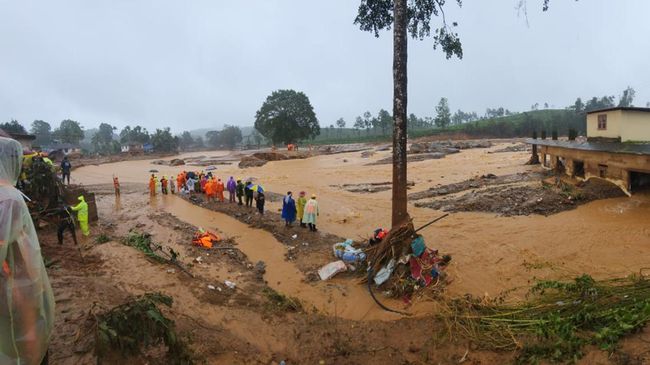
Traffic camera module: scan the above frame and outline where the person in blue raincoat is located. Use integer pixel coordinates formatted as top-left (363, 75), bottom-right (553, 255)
top-left (281, 191), bottom-right (297, 227)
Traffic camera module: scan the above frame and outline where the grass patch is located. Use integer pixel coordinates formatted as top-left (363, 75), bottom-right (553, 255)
top-left (95, 292), bottom-right (193, 364)
top-left (446, 274), bottom-right (650, 364)
top-left (95, 233), bottom-right (111, 244)
top-left (262, 287), bottom-right (303, 313)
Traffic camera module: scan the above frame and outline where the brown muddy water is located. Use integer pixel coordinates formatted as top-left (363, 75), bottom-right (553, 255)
top-left (75, 143), bottom-right (650, 313)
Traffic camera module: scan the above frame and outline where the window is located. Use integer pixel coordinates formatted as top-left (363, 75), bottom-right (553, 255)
top-left (597, 114), bottom-right (607, 130)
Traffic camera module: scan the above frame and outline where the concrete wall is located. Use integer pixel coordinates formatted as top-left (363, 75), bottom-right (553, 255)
top-left (587, 109), bottom-right (622, 139)
top-left (621, 111), bottom-right (650, 142)
top-left (538, 144), bottom-right (650, 194)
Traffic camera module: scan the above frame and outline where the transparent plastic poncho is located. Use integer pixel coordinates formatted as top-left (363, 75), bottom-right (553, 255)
top-left (0, 137), bottom-right (55, 365)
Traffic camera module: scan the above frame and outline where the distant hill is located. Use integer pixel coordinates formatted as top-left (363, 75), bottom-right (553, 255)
top-left (187, 126), bottom-right (255, 139)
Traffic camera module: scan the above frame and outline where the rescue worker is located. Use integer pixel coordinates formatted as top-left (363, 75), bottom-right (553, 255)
top-left (170, 178), bottom-right (175, 194)
top-left (216, 178), bottom-right (225, 202)
top-left (236, 179), bottom-right (244, 205)
top-left (60, 155), bottom-right (72, 185)
top-left (0, 137), bottom-right (55, 365)
top-left (113, 176), bottom-right (120, 197)
top-left (71, 195), bottom-right (90, 236)
top-left (296, 191), bottom-right (307, 228)
top-left (56, 204), bottom-right (78, 246)
top-left (205, 177), bottom-right (215, 202)
top-left (149, 174), bottom-right (156, 196)
top-left (200, 175), bottom-right (207, 194)
top-left (226, 176), bottom-right (236, 203)
top-left (176, 173), bottom-right (184, 192)
top-left (244, 181), bottom-right (253, 208)
top-left (255, 192), bottom-right (266, 215)
top-left (303, 194), bottom-right (319, 232)
top-left (160, 176), bottom-right (168, 195)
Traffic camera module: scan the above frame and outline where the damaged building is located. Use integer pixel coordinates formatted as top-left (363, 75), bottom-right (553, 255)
top-left (528, 107), bottom-right (650, 195)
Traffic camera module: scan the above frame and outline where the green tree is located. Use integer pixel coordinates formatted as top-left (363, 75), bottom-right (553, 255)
top-left (219, 125), bottom-right (243, 149)
top-left (251, 129), bottom-right (263, 147)
top-left (120, 125), bottom-right (150, 144)
top-left (91, 123), bottom-right (117, 154)
top-left (54, 119), bottom-right (84, 144)
top-left (194, 136), bottom-right (205, 148)
top-left (618, 86), bottom-right (636, 107)
top-left (336, 117), bottom-right (346, 138)
top-left (434, 97), bottom-right (451, 128)
top-left (151, 128), bottom-right (178, 152)
top-left (179, 131), bottom-right (194, 151)
top-left (30, 120), bottom-right (53, 146)
top-left (377, 109), bottom-right (392, 135)
top-left (205, 130), bottom-right (220, 148)
top-left (363, 111), bottom-right (374, 134)
top-left (1, 120), bottom-right (27, 134)
top-left (572, 97), bottom-right (584, 113)
top-left (353, 116), bottom-right (364, 136)
top-left (254, 89), bottom-right (320, 145)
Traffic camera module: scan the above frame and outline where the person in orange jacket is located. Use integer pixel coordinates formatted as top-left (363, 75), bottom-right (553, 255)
top-left (149, 174), bottom-right (156, 196)
top-left (205, 177), bottom-right (215, 202)
top-left (216, 178), bottom-right (225, 202)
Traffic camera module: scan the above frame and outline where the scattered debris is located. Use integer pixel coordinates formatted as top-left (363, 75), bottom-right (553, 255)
top-left (318, 260), bottom-right (347, 281)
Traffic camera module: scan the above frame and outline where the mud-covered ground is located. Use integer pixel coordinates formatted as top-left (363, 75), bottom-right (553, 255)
top-left (48, 139), bottom-right (650, 364)
top-left (412, 172), bottom-right (627, 216)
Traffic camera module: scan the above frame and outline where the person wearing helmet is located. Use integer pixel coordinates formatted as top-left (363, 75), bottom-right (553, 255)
top-left (70, 195), bottom-right (89, 236)
top-left (0, 136), bottom-right (55, 365)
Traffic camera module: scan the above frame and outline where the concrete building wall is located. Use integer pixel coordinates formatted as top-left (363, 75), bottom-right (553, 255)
top-left (587, 109), bottom-right (623, 139)
top-left (538, 144), bottom-right (650, 194)
top-left (621, 111), bottom-right (650, 142)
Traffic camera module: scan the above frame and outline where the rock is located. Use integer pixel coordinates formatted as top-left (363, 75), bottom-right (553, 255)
top-left (151, 160), bottom-right (166, 165)
top-left (169, 158), bottom-right (185, 166)
top-left (360, 150), bottom-right (375, 158)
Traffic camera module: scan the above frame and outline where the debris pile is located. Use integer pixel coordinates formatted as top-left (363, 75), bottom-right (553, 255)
top-left (364, 221), bottom-right (451, 301)
top-left (409, 139), bottom-right (492, 154)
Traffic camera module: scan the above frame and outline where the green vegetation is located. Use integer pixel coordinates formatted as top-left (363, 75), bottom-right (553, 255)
top-left (304, 109), bottom-right (583, 145)
top-left (122, 231), bottom-right (168, 263)
top-left (0, 119), bottom-right (28, 134)
top-left (447, 274), bottom-right (650, 364)
top-left (262, 287), bottom-right (303, 313)
top-left (95, 292), bottom-right (193, 364)
top-left (254, 89), bottom-right (320, 144)
top-left (95, 233), bottom-right (110, 244)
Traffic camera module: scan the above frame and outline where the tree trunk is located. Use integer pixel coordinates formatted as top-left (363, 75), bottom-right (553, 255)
top-left (391, 0), bottom-right (409, 227)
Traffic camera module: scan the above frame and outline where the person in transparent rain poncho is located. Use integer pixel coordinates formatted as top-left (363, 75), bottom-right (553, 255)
top-left (0, 137), bottom-right (55, 365)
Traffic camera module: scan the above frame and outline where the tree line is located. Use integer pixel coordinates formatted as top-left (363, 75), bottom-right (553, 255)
top-left (0, 118), bottom-right (246, 155)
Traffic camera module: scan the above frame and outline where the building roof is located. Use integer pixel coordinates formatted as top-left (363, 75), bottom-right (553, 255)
top-left (586, 106), bottom-right (650, 115)
top-left (526, 139), bottom-right (650, 156)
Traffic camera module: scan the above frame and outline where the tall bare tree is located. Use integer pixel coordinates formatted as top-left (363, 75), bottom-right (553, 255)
top-left (355, 0), bottom-right (462, 227)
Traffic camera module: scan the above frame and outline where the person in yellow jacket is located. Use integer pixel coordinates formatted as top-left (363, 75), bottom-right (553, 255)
top-left (296, 191), bottom-right (307, 228)
top-left (71, 195), bottom-right (89, 236)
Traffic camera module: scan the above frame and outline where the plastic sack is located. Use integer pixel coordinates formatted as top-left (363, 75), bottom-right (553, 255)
top-left (0, 137), bottom-right (55, 365)
top-left (318, 260), bottom-right (347, 280)
top-left (411, 236), bottom-right (426, 257)
top-left (332, 239), bottom-right (367, 263)
top-left (374, 259), bottom-right (396, 286)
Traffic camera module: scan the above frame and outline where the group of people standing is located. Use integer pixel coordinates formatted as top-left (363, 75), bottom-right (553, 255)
top-left (146, 170), bottom-right (320, 231)
top-left (281, 191), bottom-right (320, 232)
top-left (148, 171), bottom-right (267, 214)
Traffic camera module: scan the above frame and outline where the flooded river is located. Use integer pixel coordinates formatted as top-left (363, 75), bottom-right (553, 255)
top-left (75, 144), bottom-right (650, 306)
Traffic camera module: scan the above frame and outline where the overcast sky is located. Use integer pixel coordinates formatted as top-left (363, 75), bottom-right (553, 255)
top-left (1, 0), bottom-right (649, 133)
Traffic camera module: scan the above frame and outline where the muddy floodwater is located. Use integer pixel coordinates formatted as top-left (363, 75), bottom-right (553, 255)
top-left (75, 143), bottom-right (650, 306)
